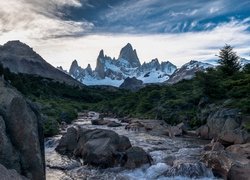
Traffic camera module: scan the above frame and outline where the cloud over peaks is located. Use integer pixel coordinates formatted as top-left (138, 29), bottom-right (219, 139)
top-left (0, 0), bottom-right (92, 40)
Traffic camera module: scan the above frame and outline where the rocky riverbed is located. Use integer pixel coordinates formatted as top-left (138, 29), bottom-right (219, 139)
top-left (45, 111), bottom-right (218, 180)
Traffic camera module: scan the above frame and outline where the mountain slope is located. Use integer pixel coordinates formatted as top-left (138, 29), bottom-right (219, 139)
top-left (0, 40), bottom-right (82, 86)
top-left (166, 60), bottom-right (214, 84)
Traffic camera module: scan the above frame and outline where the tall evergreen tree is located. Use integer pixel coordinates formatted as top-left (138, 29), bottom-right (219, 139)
top-left (218, 44), bottom-right (240, 76)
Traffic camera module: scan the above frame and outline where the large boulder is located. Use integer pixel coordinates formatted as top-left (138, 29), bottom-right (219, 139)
top-left (91, 119), bottom-right (110, 125)
top-left (123, 147), bottom-right (152, 169)
top-left (107, 121), bottom-right (122, 127)
top-left (228, 164), bottom-right (250, 180)
top-left (0, 116), bottom-right (20, 172)
top-left (227, 143), bottom-right (250, 180)
top-left (226, 143), bottom-right (250, 156)
top-left (55, 127), bottom-right (78, 156)
top-left (74, 128), bottom-right (132, 168)
top-left (219, 128), bottom-right (249, 145)
top-left (0, 164), bottom-right (28, 180)
top-left (202, 150), bottom-right (233, 179)
top-left (0, 79), bottom-right (45, 180)
top-left (202, 141), bottom-right (250, 179)
top-left (196, 125), bottom-right (209, 139)
top-left (56, 127), bottom-right (151, 169)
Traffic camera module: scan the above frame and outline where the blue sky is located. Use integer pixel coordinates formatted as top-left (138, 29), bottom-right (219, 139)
top-left (0, 0), bottom-right (250, 68)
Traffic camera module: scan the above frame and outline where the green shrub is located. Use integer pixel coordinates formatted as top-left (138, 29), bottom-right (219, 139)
top-left (43, 117), bottom-right (59, 137)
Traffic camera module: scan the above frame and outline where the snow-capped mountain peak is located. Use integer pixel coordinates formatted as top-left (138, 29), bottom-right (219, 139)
top-left (68, 43), bottom-right (177, 87)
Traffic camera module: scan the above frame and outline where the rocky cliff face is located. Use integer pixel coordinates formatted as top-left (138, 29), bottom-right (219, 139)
top-left (0, 40), bottom-right (81, 86)
top-left (69, 60), bottom-right (79, 76)
top-left (118, 43), bottom-right (141, 68)
top-left (95, 50), bottom-right (111, 79)
top-left (0, 78), bottom-right (45, 180)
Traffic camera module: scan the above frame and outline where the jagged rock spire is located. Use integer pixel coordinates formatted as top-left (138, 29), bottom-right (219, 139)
top-left (69, 60), bottom-right (79, 75)
top-left (118, 43), bottom-right (141, 67)
top-left (95, 50), bottom-right (106, 78)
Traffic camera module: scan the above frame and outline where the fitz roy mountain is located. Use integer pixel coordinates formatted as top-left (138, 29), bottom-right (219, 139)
top-left (69, 43), bottom-right (177, 87)
top-left (69, 43), bottom-right (250, 87)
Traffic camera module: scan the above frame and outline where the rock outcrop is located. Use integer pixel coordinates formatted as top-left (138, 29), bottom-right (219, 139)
top-left (120, 77), bottom-right (144, 91)
top-left (196, 108), bottom-right (249, 145)
top-left (56, 127), bottom-right (151, 168)
top-left (0, 78), bottom-right (45, 180)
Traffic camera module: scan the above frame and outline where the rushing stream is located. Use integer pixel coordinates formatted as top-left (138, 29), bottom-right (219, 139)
top-left (45, 112), bottom-right (217, 180)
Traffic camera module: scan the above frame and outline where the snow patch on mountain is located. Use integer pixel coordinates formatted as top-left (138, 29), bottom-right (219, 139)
top-left (137, 71), bottom-right (170, 84)
top-left (185, 60), bottom-right (214, 70)
top-left (81, 75), bottom-right (123, 87)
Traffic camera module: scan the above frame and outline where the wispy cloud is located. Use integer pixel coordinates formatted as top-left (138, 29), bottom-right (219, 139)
top-left (0, 0), bottom-right (93, 40)
top-left (13, 18), bottom-right (248, 70)
top-left (0, 0), bottom-right (250, 70)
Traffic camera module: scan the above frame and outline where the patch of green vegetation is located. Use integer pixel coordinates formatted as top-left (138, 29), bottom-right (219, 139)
top-left (244, 121), bottom-right (250, 132)
top-left (0, 64), bottom-right (127, 136)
